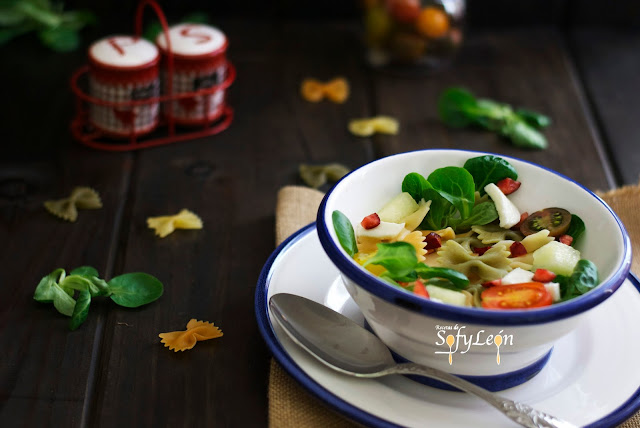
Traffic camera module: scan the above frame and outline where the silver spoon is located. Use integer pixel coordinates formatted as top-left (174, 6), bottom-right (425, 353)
top-left (269, 293), bottom-right (576, 428)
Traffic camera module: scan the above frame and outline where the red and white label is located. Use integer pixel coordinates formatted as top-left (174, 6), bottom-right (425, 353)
top-left (90, 35), bottom-right (159, 68)
top-left (156, 24), bottom-right (226, 56)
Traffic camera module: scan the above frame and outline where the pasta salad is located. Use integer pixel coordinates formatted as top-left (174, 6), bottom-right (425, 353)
top-left (332, 155), bottom-right (598, 310)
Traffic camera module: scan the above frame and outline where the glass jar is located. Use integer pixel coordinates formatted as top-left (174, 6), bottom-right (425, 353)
top-left (362, 0), bottom-right (465, 71)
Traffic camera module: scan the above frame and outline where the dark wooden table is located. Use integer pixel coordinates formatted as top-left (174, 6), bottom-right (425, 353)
top-left (2, 20), bottom-right (639, 427)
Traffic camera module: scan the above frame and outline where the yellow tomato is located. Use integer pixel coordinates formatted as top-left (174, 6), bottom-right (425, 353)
top-left (416, 7), bottom-right (450, 39)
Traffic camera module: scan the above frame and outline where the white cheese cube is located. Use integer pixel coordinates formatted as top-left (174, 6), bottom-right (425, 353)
top-left (356, 221), bottom-right (405, 240)
top-left (484, 183), bottom-right (521, 229)
top-left (501, 267), bottom-right (534, 285)
top-left (545, 282), bottom-right (561, 302)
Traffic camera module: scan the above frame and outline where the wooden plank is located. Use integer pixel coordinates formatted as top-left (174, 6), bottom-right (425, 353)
top-left (0, 37), bottom-right (133, 427)
top-left (569, 29), bottom-right (640, 185)
top-left (87, 22), bottom-right (374, 427)
top-left (370, 29), bottom-right (615, 191)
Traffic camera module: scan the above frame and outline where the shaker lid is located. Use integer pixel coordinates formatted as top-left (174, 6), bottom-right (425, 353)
top-left (156, 24), bottom-right (227, 57)
top-left (89, 36), bottom-right (159, 69)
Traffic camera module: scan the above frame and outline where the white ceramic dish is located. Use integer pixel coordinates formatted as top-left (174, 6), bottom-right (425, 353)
top-left (256, 224), bottom-right (640, 427)
top-left (316, 150), bottom-right (632, 384)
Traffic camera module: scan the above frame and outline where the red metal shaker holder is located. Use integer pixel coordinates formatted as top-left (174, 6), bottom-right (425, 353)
top-left (70, 0), bottom-right (235, 151)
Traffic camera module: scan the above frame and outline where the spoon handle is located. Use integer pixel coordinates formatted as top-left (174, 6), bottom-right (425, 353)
top-left (382, 363), bottom-right (577, 428)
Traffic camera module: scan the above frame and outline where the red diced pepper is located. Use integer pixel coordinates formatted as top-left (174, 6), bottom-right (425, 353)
top-left (497, 177), bottom-right (521, 195)
top-left (473, 246), bottom-right (492, 256)
top-left (511, 212), bottom-right (529, 231)
top-left (413, 281), bottom-right (429, 298)
top-left (482, 279), bottom-right (502, 288)
top-left (558, 235), bottom-right (573, 246)
top-left (361, 213), bottom-right (380, 229)
top-left (532, 268), bottom-right (557, 283)
top-left (510, 241), bottom-right (527, 257)
top-left (424, 232), bottom-right (442, 250)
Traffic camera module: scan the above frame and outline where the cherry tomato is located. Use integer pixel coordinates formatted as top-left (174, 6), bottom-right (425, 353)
top-left (558, 234), bottom-right (573, 246)
top-left (496, 177), bottom-right (521, 195)
top-left (532, 268), bottom-right (556, 283)
top-left (509, 241), bottom-right (527, 257)
top-left (416, 6), bottom-right (450, 39)
top-left (482, 279), bottom-right (502, 288)
top-left (473, 246), bottom-right (492, 256)
top-left (413, 280), bottom-right (429, 298)
top-left (520, 207), bottom-right (571, 237)
top-left (387, 0), bottom-right (421, 23)
top-left (361, 213), bottom-right (381, 229)
top-left (423, 232), bottom-right (442, 250)
top-left (481, 282), bottom-right (552, 309)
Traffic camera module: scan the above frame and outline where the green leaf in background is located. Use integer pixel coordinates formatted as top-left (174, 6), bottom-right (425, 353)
top-left (463, 155), bottom-right (518, 195)
top-left (70, 266), bottom-right (99, 278)
top-left (401, 172), bottom-right (429, 203)
top-left (38, 26), bottom-right (79, 52)
top-left (566, 214), bottom-right (586, 247)
top-left (501, 119), bottom-right (548, 150)
top-left (363, 242), bottom-right (418, 280)
top-left (515, 108), bottom-right (551, 129)
top-left (437, 87), bottom-right (476, 128)
top-left (144, 11), bottom-right (209, 42)
top-left (332, 210), bottom-right (358, 257)
top-left (107, 273), bottom-right (163, 308)
top-left (69, 290), bottom-right (90, 330)
top-left (427, 167), bottom-right (475, 219)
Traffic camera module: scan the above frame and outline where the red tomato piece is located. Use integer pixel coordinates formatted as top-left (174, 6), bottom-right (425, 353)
top-left (511, 212), bottom-right (529, 231)
top-left (473, 246), bottom-right (492, 256)
top-left (558, 234), bottom-right (573, 246)
top-left (532, 268), bottom-right (557, 283)
top-left (509, 241), bottom-right (527, 257)
top-left (387, 0), bottom-right (420, 23)
top-left (413, 281), bottom-right (429, 298)
top-left (482, 279), bottom-right (502, 288)
top-left (481, 282), bottom-right (552, 309)
top-left (361, 213), bottom-right (381, 229)
top-left (424, 232), bottom-right (442, 250)
top-left (496, 177), bottom-right (521, 195)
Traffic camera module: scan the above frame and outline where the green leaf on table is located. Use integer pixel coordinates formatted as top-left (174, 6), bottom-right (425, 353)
top-left (515, 108), bottom-right (551, 129)
top-left (182, 12), bottom-right (209, 23)
top-left (501, 120), bottom-right (548, 150)
top-left (60, 10), bottom-right (96, 30)
top-left (566, 214), bottom-right (585, 247)
top-left (108, 273), bottom-right (163, 308)
top-left (463, 155), bottom-right (518, 195)
top-left (33, 269), bottom-right (77, 316)
top-left (70, 266), bottom-right (99, 278)
top-left (143, 21), bottom-right (163, 42)
top-left (437, 87), bottom-right (477, 128)
top-left (69, 290), bottom-right (90, 330)
top-left (427, 167), bottom-right (475, 219)
top-left (60, 274), bottom-right (109, 297)
top-left (332, 210), bottom-right (358, 257)
top-left (363, 242), bottom-right (418, 280)
top-left (38, 26), bottom-right (79, 52)
top-left (401, 172), bottom-right (429, 203)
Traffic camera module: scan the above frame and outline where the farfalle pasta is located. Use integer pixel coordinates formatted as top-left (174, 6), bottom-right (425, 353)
top-left (147, 209), bottom-right (203, 238)
top-left (331, 154), bottom-right (597, 310)
top-left (300, 77), bottom-right (349, 103)
top-left (348, 116), bottom-right (399, 137)
top-left (44, 187), bottom-right (102, 222)
top-left (159, 319), bottom-right (223, 352)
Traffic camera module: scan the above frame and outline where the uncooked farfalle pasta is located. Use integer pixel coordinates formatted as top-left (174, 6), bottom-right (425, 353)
top-left (159, 319), bottom-right (223, 352)
top-left (146, 209), bottom-right (203, 238)
top-left (44, 186), bottom-right (102, 222)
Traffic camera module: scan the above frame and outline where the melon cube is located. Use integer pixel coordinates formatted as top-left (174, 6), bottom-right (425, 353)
top-left (378, 192), bottom-right (419, 223)
top-left (532, 241), bottom-right (580, 276)
top-left (425, 285), bottom-right (468, 307)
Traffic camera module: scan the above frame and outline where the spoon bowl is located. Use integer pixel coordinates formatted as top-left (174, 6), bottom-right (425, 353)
top-left (269, 293), bottom-right (577, 428)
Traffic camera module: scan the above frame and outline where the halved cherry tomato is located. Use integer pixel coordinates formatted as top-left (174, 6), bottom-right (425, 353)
top-left (481, 282), bottom-right (552, 309)
top-left (532, 268), bottom-right (556, 283)
top-left (482, 279), bottom-right (502, 288)
top-left (473, 246), bottom-right (492, 256)
top-left (520, 207), bottom-right (571, 237)
top-left (511, 212), bottom-right (528, 231)
top-left (413, 280), bottom-right (429, 298)
top-left (361, 213), bottom-right (381, 229)
top-left (558, 234), bottom-right (573, 246)
top-left (496, 177), bottom-right (521, 195)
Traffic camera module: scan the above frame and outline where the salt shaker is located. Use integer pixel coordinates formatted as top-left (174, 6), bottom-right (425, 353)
top-left (88, 35), bottom-right (160, 137)
top-left (156, 23), bottom-right (228, 125)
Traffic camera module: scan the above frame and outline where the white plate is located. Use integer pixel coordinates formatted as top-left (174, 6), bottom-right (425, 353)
top-left (255, 224), bottom-right (640, 428)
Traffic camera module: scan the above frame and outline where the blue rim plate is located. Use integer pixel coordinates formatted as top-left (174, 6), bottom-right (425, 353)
top-left (316, 149), bottom-right (632, 326)
top-left (256, 224), bottom-right (640, 428)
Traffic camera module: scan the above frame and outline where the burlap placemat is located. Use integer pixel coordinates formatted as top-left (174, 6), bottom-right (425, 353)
top-left (268, 184), bottom-right (640, 428)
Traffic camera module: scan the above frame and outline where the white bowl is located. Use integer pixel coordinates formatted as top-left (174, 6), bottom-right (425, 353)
top-left (317, 149), bottom-right (631, 390)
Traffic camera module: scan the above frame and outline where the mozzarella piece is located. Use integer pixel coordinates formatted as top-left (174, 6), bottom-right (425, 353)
top-left (484, 183), bottom-right (521, 229)
top-left (356, 221), bottom-right (405, 240)
top-left (501, 267), bottom-right (534, 285)
top-left (425, 286), bottom-right (468, 307)
top-left (544, 282), bottom-right (561, 302)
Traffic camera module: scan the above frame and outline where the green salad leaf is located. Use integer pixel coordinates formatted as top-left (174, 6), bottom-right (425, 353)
top-left (401, 172), bottom-right (429, 203)
top-left (414, 265), bottom-right (469, 289)
top-left (427, 167), bottom-right (475, 219)
top-left (463, 155), bottom-right (518, 195)
top-left (557, 259), bottom-right (599, 301)
top-left (332, 210), bottom-right (358, 257)
top-left (69, 290), bottom-right (90, 331)
top-left (566, 214), bottom-right (586, 247)
top-left (108, 273), bottom-right (164, 308)
top-left (363, 242), bottom-right (418, 280)
top-left (452, 201), bottom-right (498, 231)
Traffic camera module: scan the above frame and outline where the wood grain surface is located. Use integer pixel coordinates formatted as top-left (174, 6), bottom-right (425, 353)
top-left (0, 20), bottom-right (637, 427)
